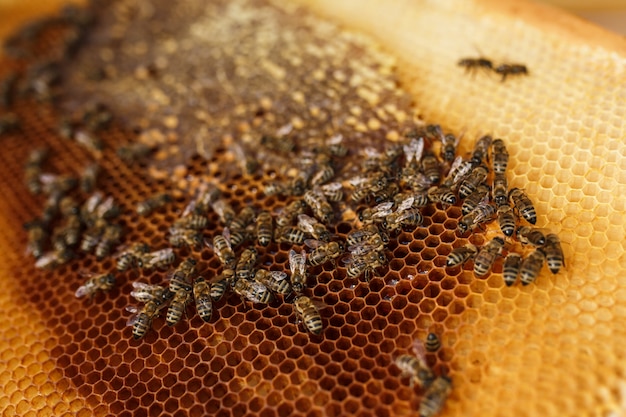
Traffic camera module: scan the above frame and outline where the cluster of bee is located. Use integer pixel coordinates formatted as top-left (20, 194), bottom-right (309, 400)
top-left (395, 333), bottom-right (452, 417)
top-left (458, 56), bottom-right (528, 82)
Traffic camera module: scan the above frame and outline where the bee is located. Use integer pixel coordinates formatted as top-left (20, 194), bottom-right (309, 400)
top-left (418, 376), bottom-right (453, 417)
top-left (303, 188), bottom-right (334, 224)
top-left (236, 248), bottom-right (258, 281)
top-left (470, 135), bottom-right (492, 167)
top-left (503, 253), bottom-right (522, 286)
top-left (34, 249), bottom-right (73, 269)
top-left (233, 279), bottom-right (274, 305)
top-left (441, 133), bottom-right (460, 163)
top-left (211, 199), bottom-right (235, 226)
top-left (383, 208), bottom-right (423, 233)
top-left (275, 226), bottom-right (307, 244)
top-left (255, 211), bottom-right (273, 247)
top-left (491, 138), bottom-right (509, 175)
top-left (347, 225), bottom-right (388, 252)
top-left (80, 163), bottom-right (100, 193)
top-left (130, 282), bottom-right (169, 304)
top-left (39, 173), bottom-right (77, 197)
top-left (544, 234), bottom-right (564, 274)
top-left (293, 295), bottom-right (323, 335)
top-left (446, 243), bottom-right (478, 267)
top-left (184, 182), bottom-right (221, 216)
top-left (136, 193), bottom-right (172, 216)
top-left (254, 269), bottom-right (292, 295)
top-left (458, 165), bottom-right (489, 199)
top-left (520, 248), bottom-right (546, 285)
top-left (462, 184), bottom-right (490, 215)
top-left (95, 224), bottom-right (122, 259)
top-left (421, 151), bottom-right (441, 185)
top-left (24, 221), bottom-right (47, 259)
top-left (358, 201), bottom-right (393, 224)
top-left (425, 333), bottom-right (441, 352)
top-left (495, 63), bottom-right (528, 81)
top-left (395, 191), bottom-right (430, 209)
top-left (516, 226), bottom-right (546, 247)
top-left (141, 248), bottom-right (176, 270)
top-left (169, 227), bottom-right (203, 249)
top-left (310, 154), bottom-right (334, 186)
top-left (41, 194), bottom-right (60, 226)
top-left (276, 199), bottom-right (307, 227)
top-left (166, 285), bottom-right (192, 327)
top-left (193, 276), bottom-right (213, 322)
top-left (509, 188), bottom-right (537, 224)
top-left (231, 142), bottom-right (258, 175)
top-left (116, 142), bottom-right (154, 163)
top-left (427, 185), bottom-right (456, 207)
top-left (320, 182), bottom-right (343, 202)
top-left (212, 232), bottom-right (236, 268)
top-left (474, 236), bottom-right (505, 277)
top-left (59, 196), bottom-right (79, 217)
top-left (226, 226), bottom-right (251, 248)
top-left (210, 269), bottom-right (235, 301)
top-left (289, 249), bottom-right (307, 295)
top-left (80, 192), bottom-right (104, 224)
top-left (442, 156), bottom-right (473, 189)
top-left (230, 207), bottom-right (255, 231)
top-left (94, 196), bottom-right (120, 221)
top-left (59, 214), bottom-right (82, 247)
top-left (492, 173), bottom-right (508, 207)
top-left (75, 273), bottom-right (116, 299)
top-left (458, 56), bottom-right (493, 73)
top-left (395, 339), bottom-right (434, 388)
top-left (74, 129), bottom-right (103, 153)
top-left (260, 134), bottom-right (295, 154)
top-left (172, 214), bottom-right (208, 230)
top-left (400, 166), bottom-right (431, 192)
top-left (126, 300), bottom-right (166, 340)
top-left (169, 259), bottom-right (197, 291)
top-left (322, 133), bottom-right (348, 157)
top-left (403, 137), bottom-right (424, 167)
top-left (373, 181), bottom-right (400, 204)
top-left (80, 219), bottom-right (106, 253)
top-left (497, 204), bottom-right (516, 237)
top-left (117, 243), bottom-right (150, 271)
top-left (457, 201), bottom-right (496, 234)
top-left (297, 214), bottom-right (331, 242)
top-left (349, 172), bottom-right (388, 203)
top-left (345, 250), bottom-right (386, 281)
top-left (306, 240), bottom-right (344, 266)
top-left (264, 182), bottom-right (291, 197)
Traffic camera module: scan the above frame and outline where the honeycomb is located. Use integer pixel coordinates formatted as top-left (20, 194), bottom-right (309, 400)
top-left (0, 0), bottom-right (625, 417)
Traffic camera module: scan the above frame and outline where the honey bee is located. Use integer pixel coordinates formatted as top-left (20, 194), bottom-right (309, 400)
top-left (458, 165), bottom-right (488, 199)
top-left (293, 295), bottom-right (323, 335)
top-left (320, 182), bottom-right (343, 202)
top-left (80, 219), bottom-right (106, 253)
top-left (383, 207), bottom-right (423, 233)
top-left (260, 134), bottom-right (295, 154)
top-left (210, 269), bottom-right (235, 301)
top-left (503, 253), bottom-right (522, 286)
top-left (321, 133), bottom-right (348, 157)
top-left (24, 220), bottom-right (47, 259)
top-left (136, 193), bottom-right (172, 216)
top-left (80, 163), bottom-right (100, 193)
top-left (492, 173), bottom-right (508, 207)
top-left (497, 204), bottom-right (516, 237)
top-left (230, 207), bottom-right (256, 231)
top-left (59, 214), bottom-right (82, 247)
top-left (117, 243), bottom-right (150, 271)
top-left (373, 182), bottom-right (400, 204)
top-left (441, 133), bottom-right (460, 163)
top-left (403, 137), bottom-right (424, 167)
top-left (347, 226), bottom-right (388, 255)
top-left (474, 236), bottom-right (505, 277)
top-left (289, 249), bottom-right (307, 295)
top-left (495, 63), bottom-right (528, 81)
top-left (34, 249), bottom-right (73, 269)
top-left (516, 226), bottom-right (546, 247)
top-left (345, 250), bottom-right (386, 281)
top-left (169, 258), bottom-right (197, 291)
top-left (349, 172), bottom-right (388, 203)
top-left (509, 188), bottom-right (537, 225)
top-left (172, 214), bottom-right (208, 231)
top-left (211, 199), bottom-right (235, 226)
top-left (276, 199), bottom-right (307, 227)
top-left (95, 224), bottom-right (122, 259)
top-left (74, 129), bottom-right (103, 153)
top-left (520, 248), bottom-right (546, 285)
top-left (94, 195), bottom-right (120, 221)
top-left (264, 182), bottom-right (291, 197)
top-left (254, 269), bottom-right (292, 295)
top-left (491, 138), bottom-right (509, 175)
top-left (395, 339), bottom-right (434, 388)
top-left (310, 153), bottom-right (334, 186)
top-left (306, 240), bottom-right (344, 266)
top-left (126, 300), bottom-right (166, 340)
top-left (169, 227), bottom-right (203, 249)
top-left (470, 135), bottom-right (492, 167)
top-left (425, 333), bottom-right (441, 352)
top-left (59, 196), bottom-right (79, 217)
top-left (255, 211), bottom-right (273, 247)
top-left (400, 166), bottom-right (431, 192)
top-left (141, 248), bottom-right (176, 270)
top-left (427, 185), bottom-right (456, 207)
top-left (80, 192), bottom-right (103, 223)
top-left (275, 226), bottom-right (307, 244)
top-left (303, 188), bottom-right (334, 224)
top-left (421, 151), bottom-right (441, 185)
top-left (395, 192), bottom-right (429, 209)
top-left (212, 232), bottom-right (236, 268)
top-left (193, 276), bottom-right (213, 322)
top-left (183, 182), bottom-right (221, 216)
top-left (462, 184), bottom-right (490, 215)
top-left (75, 273), bottom-right (116, 299)
top-left (418, 376), bottom-right (453, 417)
top-left (130, 282), bottom-right (169, 304)
top-left (442, 156), bottom-right (473, 189)
top-left (233, 279), bottom-right (274, 305)
top-left (39, 173), bottom-right (77, 197)
top-left (297, 214), bottom-right (331, 242)
top-left (166, 285), bottom-right (192, 327)
top-left (236, 248), bottom-right (258, 281)
top-left (544, 233), bottom-right (564, 274)
top-left (358, 201), bottom-right (393, 224)
top-left (458, 56), bottom-right (493, 73)
top-left (446, 243), bottom-right (478, 267)
top-left (457, 201), bottom-right (496, 234)
top-left (116, 142), bottom-right (154, 163)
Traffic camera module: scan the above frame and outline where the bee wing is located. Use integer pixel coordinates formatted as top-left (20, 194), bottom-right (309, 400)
top-left (297, 214), bottom-right (316, 234)
top-left (125, 307), bottom-right (141, 327)
top-left (348, 175), bottom-right (368, 187)
top-left (289, 249), bottom-right (306, 275)
top-left (373, 201), bottom-right (394, 218)
top-left (269, 271), bottom-right (288, 281)
top-left (34, 252), bottom-right (56, 269)
top-left (38, 172), bottom-right (58, 185)
top-left (276, 123), bottom-right (293, 136)
top-left (348, 243), bottom-right (376, 257)
top-left (403, 137), bottom-right (424, 163)
top-left (320, 182), bottom-right (342, 192)
top-left (221, 228), bottom-right (233, 248)
top-left (327, 133), bottom-right (343, 145)
top-left (74, 283), bottom-right (92, 298)
top-left (443, 156), bottom-right (463, 181)
top-left (304, 239), bottom-right (321, 249)
top-left (412, 339), bottom-right (428, 365)
top-left (363, 147), bottom-right (380, 158)
top-left (397, 196), bottom-right (415, 213)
